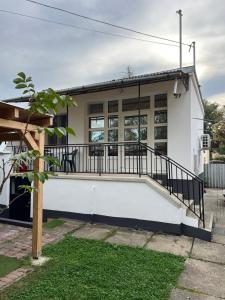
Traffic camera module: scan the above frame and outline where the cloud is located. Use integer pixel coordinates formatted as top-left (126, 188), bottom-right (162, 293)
top-left (207, 93), bottom-right (225, 106)
top-left (0, 0), bottom-right (225, 103)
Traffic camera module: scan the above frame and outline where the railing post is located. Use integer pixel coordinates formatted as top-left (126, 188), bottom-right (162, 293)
top-left (168, 158), bottom-right (171, 194)
top-left (138, 142), bottom-right (141, 177)
top-left (201, 181), bottom-right (205, 228)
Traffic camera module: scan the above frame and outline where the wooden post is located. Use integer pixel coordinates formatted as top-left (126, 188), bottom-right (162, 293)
top-left (32, 131), bottom-right (45, 259)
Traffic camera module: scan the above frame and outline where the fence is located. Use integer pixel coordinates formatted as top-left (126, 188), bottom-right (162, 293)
top-left (204, 163), bottom-right (225, 188)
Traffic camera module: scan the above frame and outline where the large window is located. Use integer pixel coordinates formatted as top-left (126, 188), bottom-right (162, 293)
top-left (48, 114), bottom-right (67, 145)
top-left (122, 96), bottom-right (150, 112)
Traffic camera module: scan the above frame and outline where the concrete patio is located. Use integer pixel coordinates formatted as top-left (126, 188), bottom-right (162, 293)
top-left (0, 188), bottom-right (224, 299)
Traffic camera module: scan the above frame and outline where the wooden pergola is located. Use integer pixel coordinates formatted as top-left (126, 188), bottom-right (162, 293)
top-left (0, 101), bottom-right (52, 259)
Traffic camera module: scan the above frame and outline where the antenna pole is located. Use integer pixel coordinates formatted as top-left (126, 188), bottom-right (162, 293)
top-left (176, 9), bottom-right (183, 68)
top-left (193, 41), bottom-right (196, 67)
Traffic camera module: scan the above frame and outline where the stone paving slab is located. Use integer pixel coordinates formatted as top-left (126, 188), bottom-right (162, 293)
top-left (212, 234), bottom-right (225, 245)
top-left (106, 229), bottom-right (150, 247)
top-left (191, 238), bottom-right (225, 264)
top-left (170, 288), bottom-right (221, 299)
top-left (72, 224), bottom-right (112, 240)
top-left (145, 234), bottom-right (193, 257)
top-left (177, 258), bottom-right (225, 299)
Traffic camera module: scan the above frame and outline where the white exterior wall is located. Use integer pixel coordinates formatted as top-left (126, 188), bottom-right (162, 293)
top-left (167, 81), bottom-right (192, 170)
top-left (43, 175), bottom-right (197, 227)
top-left (190, 75), bottom-right (204, 175)
top-left (0, 152), bottom-right (11, 206)
top-left (63, 77), bottom-right (202, 173)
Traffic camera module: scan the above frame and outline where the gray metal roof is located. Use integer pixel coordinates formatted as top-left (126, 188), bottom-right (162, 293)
top-left (3, 65), bottom-right (196, 103)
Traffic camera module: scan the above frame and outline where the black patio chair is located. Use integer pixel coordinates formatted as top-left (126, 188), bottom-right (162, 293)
top-left (61, 149), bottom-right (78, 172)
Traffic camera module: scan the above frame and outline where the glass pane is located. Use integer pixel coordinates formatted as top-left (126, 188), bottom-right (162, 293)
top-left (89, 116), bottom-right (104, 129)
top-left (89, 145), bottom-right (104, 156)
top-left (124, 127), bottom-right (147, 141)
top-left (154, 111), bottom-right (167, 124)
top-left (124, 128), bottom-right (138, 141)
top-left (89, 103), bottom-right (103, 114)
top-left (155, 94), bottom-right (167, 108)
top-left (154, 126), bottom-right (167, 140)
top-left (89, 131), bottom-right (104, 142)
top-left (140, 127), bottom-right (147, 140)
top-left (155, 142), bottom-right (167, 155)
top-left (124, 115), bottom-right (147, 126)
top-left (125, 144), bottom-right (147, 156)
top-left (108, 129), bottom-right (118, 142)
top-left (108, 145), bottom-right (118, 156)
top-left (122, 97), bottom-right (150, 111)
top-left (108, 115), bottom-right (118, 128)
top-left (108, 100), bottom-right (118, 113)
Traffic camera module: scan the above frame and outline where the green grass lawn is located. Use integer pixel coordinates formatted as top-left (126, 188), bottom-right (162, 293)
top-left (1, 236), bottom-right (184, 300)
top-left (44, 219), bottom-right (65, 229)
top-left (0, 255), bottom-right (21, 278)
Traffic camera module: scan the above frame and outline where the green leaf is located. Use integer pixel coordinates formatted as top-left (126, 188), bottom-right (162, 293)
top-left (38, 173), bottom-right (46, 183)
top-left (13, 78), bottom-right (24, 84)
top-left (15, 83), bottom-right (27, 89)
top-left (26, 76), bottom-right (32, 82)
top-left (45, 128), bottom-right (55, 136)
top-left (23, 90), bottom-right (29, 94)
top-left (66, 127), bottom-right (76, 136)
top-left (28, 83), bottom-right (34, 88)
top-left (27, 172), bottom-right (34, 182)
top-left (36, 107), bottom-right (48, 114)
top-left (17, 72), bottom-right (26, 80)
top-left (18, 185), bottom-right (34, 193)
top-left (55, 127), bottom-right (67, 137)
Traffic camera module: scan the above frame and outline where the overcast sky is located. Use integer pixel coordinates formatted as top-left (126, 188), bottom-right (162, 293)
top-left (0, 0), bottom-right (225, 104)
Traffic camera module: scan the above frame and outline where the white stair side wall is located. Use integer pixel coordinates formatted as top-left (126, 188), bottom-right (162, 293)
top-left (42, 176), bottom-right (198, 227)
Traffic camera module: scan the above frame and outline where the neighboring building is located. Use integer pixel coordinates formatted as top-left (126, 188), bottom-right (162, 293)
top-left (1, 66), bottom-right (211, 240)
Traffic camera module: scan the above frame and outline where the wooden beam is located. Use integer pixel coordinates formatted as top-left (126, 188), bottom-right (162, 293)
top-left (32, 131), bottom-right (45, 259)
top-left (0, 117), bottom-right (39, 132)
top-left (32, 117), bottom-right (53, 127)
top-left (0, 132), bottom-right (19, 141)
top-left (0, 108), bottom-right (20, 120)
top-left (20, 131), bottom-right (39, 151)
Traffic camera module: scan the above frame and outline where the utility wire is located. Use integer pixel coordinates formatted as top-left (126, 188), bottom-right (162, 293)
top-left (24, 0), bottom-right (191, 47)
top-left (0, 9), bottom-right (180, 47)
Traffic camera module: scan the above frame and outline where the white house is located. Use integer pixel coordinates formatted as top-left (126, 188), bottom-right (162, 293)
top-left (1, 66), bottom-right (211, 240)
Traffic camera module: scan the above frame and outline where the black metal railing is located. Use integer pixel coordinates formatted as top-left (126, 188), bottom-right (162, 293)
top-left (8, 142), bottom-right (205, 227)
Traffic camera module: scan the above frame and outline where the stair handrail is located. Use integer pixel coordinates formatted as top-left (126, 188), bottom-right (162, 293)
top-left (140, 143), bottom-right (203, 183)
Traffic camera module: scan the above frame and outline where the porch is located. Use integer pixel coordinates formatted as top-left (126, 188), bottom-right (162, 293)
top-left (8, 141), bottom-right (205, 230)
